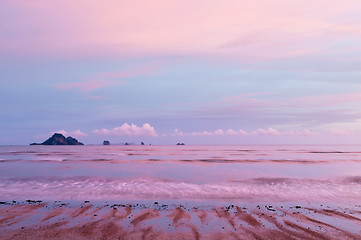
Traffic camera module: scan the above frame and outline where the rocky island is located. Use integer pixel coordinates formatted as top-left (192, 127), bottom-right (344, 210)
top-left (30, 133), bottom-right (84, 145)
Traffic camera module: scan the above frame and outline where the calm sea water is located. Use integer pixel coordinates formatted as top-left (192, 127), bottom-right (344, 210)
top-left (0, 145), bottom-right (360, 204)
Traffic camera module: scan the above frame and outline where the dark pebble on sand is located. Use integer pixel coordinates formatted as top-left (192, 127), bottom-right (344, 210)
top-left (265, 205), bottom-right (275, 211)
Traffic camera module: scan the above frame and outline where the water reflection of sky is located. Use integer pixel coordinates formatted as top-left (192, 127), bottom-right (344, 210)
top-left (1, 145), bottom-right (361, 202)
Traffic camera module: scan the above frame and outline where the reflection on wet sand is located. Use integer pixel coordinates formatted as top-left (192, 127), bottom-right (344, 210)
top-left (1, 201), bottom-right (360, 240)
top-left (1, 145), bottom-right (361, 239)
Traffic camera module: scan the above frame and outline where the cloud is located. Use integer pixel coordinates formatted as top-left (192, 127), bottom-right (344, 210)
top-left (3, 0), bottom-right (361, 62)
top-left (191, 129), bottom-right (225, 136)
top-left (253, 127), bottom-right (280, 136)
top-left (283, 129), bottom-right (318, 136)
top-left (52, 129), bottom-right (88, 137)
top-left (93, 123), bottom-right (158, 137)
top-left (172, 129), bottom-right (226, 137)
top-left (53, 61), bottom-right (160, 92)
top-left (172, 129), bottom-right (184, 137)
top-left (173, 127), bottom-right (317, 137)
top-left (287, 92), bottom-right (361, 108)
top-left (53, 79), bottom-right (121, 91)
top-left (87, 61), bottom-right (160, 80)
top-left (329, 129), bottom-right (355, 136)
top-left (238, 129), bottom-right (249, 136)
top-left (253, 128), bottom-right (318, 136)
top-left (173, 128), bottom-right (248, 137)
top-left (226, 129), bottom-right (238, 135)
top-left (186, 89), bottom-right (361, 131)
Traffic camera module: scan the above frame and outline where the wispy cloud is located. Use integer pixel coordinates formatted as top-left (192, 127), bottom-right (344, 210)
top-left (53, 79), bottom-right (121, 91)
top-left (252, 128), bottom-right (317, 136)
top-left (93, 123), bottom-right (158, 137)
top-left (287, 92), bottom-right (361, 108)
top-left (3, 0), bottom-right (361, 62)
top-left (53, 61), bottom-right (160, 92)
top-left (329, 129), bottom-right (355, 136)
top-left (173, 127), bottom-right (317, 137)
top-left (181, 89), bottom-right (361, 131)
top-left (86, 62), bottom-right (160, 80)
top-left (172, 129), bottom-right (185, 137)
top-left (191, 129), bottom-right (225, 136)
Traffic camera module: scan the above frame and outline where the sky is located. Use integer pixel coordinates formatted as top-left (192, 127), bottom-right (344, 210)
top-left (1, 0), bottom-right (361, 145)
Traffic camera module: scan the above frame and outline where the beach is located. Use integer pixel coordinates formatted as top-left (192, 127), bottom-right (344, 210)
top-left (1, 145), bottom-right (361, 239)
top-left (4, 1), bottom-right (361, 238)
top-left (1, 200), bottom-right (361, 239)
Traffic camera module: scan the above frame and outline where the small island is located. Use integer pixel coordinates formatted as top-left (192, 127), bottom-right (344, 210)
top-left (30, 133), bottom-right (84, 145)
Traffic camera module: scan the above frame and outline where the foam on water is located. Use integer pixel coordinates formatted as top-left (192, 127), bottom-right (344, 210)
top-left (0, 145), bottom-right (361, 203)
top-left (0, 175), bottom-right (360, 203)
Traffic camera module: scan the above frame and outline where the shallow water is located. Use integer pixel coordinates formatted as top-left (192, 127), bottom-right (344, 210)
top-left (1, 145), bottom-right (361, 203)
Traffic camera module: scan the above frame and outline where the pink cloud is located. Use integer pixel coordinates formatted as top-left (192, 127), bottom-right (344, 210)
top-left (253, 128), bottom-right (318, 136)
top-left (173, 128), bottom-right (250, 137)
top-left (329, 129), bottom-right (355, 136)
top-left (191, 129), bottom-right (225, 136)
top-left (53, 61), bottom-right (160, 91)
top-left (218, 97), bottom-right (272, 108)
top-left (172, 129), bottom-right (184, 137)
top-left (193, 93), bottom-right (274, 118)
top-left (173, 127), bottom-right (318, 137)
top-left (226, 129), bottom-right (238, 136)
top-left (288, 92), bottom-right (361, 108)
top-left (239, 129), bottom-right (249, 136)
top-left (93, 123), bottom-right (158, 137)
top-left (282, 129), bottom-right (318, 136)
top-left (253, 127), bottom-right (280, 136)
top-left (54, 79), bottom-right (121, 91)
top-left (191, 90), bottom-right (361, 131)
top-left (86, 61), bottom-right (160, 80)
top-left (210, 93), bottom-right (275, 108)
top-left (3, 1), bottom-right (361, 61)
top-left (52, 129), bottom-right (88, 137)
top-left (214, 91), bottom-right (361, 113)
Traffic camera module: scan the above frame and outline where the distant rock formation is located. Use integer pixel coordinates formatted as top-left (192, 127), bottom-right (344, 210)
top-left (176, 143), bottom-right (185, 145)
top-left (66, 136), bottom-right (83, 145)
top-left (103, 140), bottom-right (110, 145)
top-left (30, 133), bottom-right (84, 145)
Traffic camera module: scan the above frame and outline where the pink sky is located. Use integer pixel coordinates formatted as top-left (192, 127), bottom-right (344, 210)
top-left (1, 0), bottom-right (361, 144)
top-left (3, 0), bottom-right (361, 61)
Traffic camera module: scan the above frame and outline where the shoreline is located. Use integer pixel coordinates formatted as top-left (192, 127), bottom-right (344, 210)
top-left (1, 200), bottom-right (361, 239)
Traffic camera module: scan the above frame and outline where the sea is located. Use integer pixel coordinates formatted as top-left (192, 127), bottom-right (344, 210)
top-left (1, 145), bottom-right (361, 205)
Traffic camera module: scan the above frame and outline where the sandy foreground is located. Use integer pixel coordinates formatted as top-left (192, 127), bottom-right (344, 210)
top-left (0, 200), bottom-right (361, 240)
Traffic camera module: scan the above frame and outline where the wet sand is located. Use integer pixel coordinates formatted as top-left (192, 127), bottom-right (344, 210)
top-left (1, 201), bottom-right (361, 239)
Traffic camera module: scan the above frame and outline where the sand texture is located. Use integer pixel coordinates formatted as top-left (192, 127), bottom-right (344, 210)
top-left (1, 201), bottom-right (361, 240)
